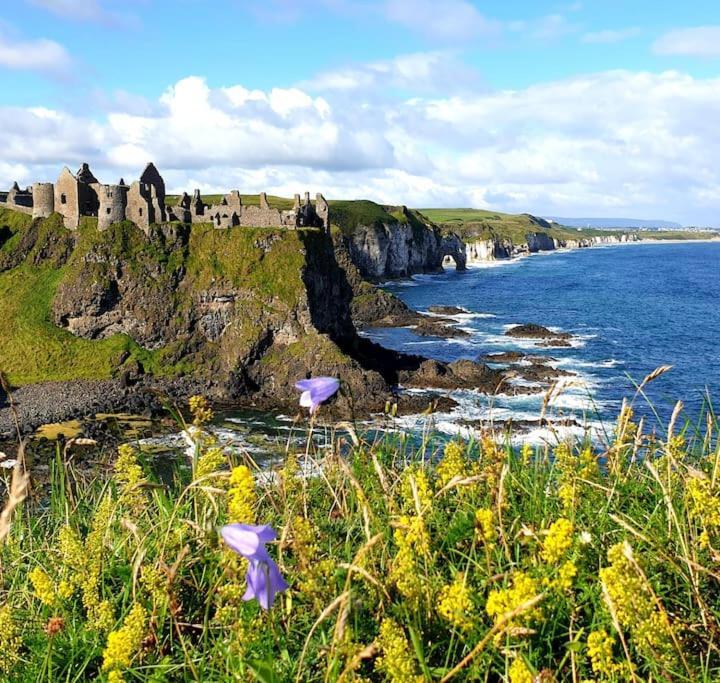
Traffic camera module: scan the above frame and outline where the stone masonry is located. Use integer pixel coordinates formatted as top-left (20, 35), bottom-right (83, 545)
top-left (0, 162), bottom-right (330, 234)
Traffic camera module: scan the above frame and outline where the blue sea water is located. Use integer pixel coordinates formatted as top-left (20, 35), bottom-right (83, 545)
top-left (364, 241), bottom-right (720, 442)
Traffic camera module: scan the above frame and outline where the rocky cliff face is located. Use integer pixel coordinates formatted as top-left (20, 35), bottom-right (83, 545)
top-left (339, 208), bottom-right (466, 279)
top-left (526, 232), bottom-right (558, 253)
top-left (465, 238), bottom-right (514, 264)
top-left (463, 231), bottom-right (642, 264)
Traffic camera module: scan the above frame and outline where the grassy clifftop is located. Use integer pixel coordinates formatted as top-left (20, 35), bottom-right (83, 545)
top-left (420, 207), bottom-right (718, 243)
top-left (420, 207), bottom-right (628, 242)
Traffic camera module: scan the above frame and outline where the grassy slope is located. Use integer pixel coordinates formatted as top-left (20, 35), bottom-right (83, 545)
top-left (0, 210), bottom-right (147, 384)
top-left (327, 199), bottom-right (398, 236)
top-left (0, 208), bottom-right (313, 386)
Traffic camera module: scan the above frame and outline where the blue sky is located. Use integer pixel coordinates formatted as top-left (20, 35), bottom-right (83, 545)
top-left (1, 0), bottom-right (720, 224)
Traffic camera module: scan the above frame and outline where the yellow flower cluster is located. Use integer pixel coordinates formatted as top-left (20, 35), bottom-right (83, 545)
top-left (141, 565), bottom-right (168, 607)
top-left (292, 515), bottom-right (319, 559)
top-left (557, 482), bottom-right (575, 512)
top-left (599, 542), bottom-right (675, 664)
top-left (281, 452), bottom-right (302, 502)
top-left (475, 508), bottom-right (496, 547)
top-left (227, 465), bottom-right (256, 523)
top-left (521, 442), bottom-right (533, 466)
top-left (213, 581), bottom-right (247, 626)
top-left (553, 444), bottom-right (598, 512)
top-left (102, 603), bottom-right (147, 682)
top-left (686, 475), bottom-right (720, 546)
top-left (291, 516), bottom-right (336, 607)
top-left (390, 515), bottom-right (431, 606)
top-left (114, 444), bottom-right (146, 513)
top-left (479, 433), bottom-right (505, 490)
top-left (437, 441), bottom-right (467, 489)
top-left (437, 573), bottom-right (475, 631)
top-left (586, 629), bottom-right (624, 678)
top-left (508, 656), bottom-right (533, 683)
top-left (375, 618), bottom-right (422, 683)
top-left (195, 446), bottom-right (226, 480)
top-left (188, 395), bottom-right (214, 425)
top-left (400, 466), bottom-right (433, 511)
top-left (0, 606), bottom-right (21, 676)
top-left (554, 560), bottom-right (577, 592)
top-left (57, 497), bottom-right (115, 631)
top-left (29, 567), bottom-right (58, 607)
top-left (541, 518), bottom-right (574, 564)
top-left (667, 434), bottom-right (686, 460)
top-left (486, 571), bottom-right (542, 627)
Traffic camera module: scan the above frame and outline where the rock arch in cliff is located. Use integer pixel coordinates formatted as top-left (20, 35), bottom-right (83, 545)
top-left (441, 234), bottom-right (467, 271)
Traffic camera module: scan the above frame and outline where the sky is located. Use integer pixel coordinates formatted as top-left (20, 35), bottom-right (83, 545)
top-left (1, 1), bottom-right (720, 225)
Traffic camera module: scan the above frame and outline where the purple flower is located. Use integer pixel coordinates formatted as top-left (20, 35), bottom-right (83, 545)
top-left (295, 376), bottom-right (340, 414)
top-left (221, 523), bottom-right (289, 610)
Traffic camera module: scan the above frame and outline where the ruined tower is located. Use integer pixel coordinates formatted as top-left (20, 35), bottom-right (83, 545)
top-left (31, 183), bottom-right (55, 219)
top-left (315, 193), bottom-right (330, 232)
top-left (126, 162), bottom-right (167, 233)
top-left (97, 183), bottom-right (128, 230)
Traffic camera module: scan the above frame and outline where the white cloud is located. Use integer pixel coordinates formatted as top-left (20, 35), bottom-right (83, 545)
top-left (0, 33), bottom-right (72, 75)
top-left (1, 69), bottom-right (720, 225)
top-left (381, 0), bottom-right (500, 42)
top-left (26, 0), bottom-right (137, 27)
top-left (582, 28), bottom-right (641, 44)
top-left (304, 51), bottom-right (481, 95)
top-left (653, 26), bottom-right (720, 58)
top-left (105, 76), bottom-right (394, 172)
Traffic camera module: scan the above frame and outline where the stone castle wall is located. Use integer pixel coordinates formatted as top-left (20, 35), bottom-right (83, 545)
top-left (0, 162), bottom-right (330, 234)
top-left (174, 190), bottom-right (329, 231)
top-left (4, 183), bottom-right (34, 215)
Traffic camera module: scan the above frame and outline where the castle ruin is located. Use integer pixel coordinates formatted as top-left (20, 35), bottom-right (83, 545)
top-left (0, 162), bottom-right (330, 234)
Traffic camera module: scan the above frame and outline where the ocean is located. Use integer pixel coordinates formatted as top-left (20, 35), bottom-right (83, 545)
top-left (363, 241), bottom-right (720, 443)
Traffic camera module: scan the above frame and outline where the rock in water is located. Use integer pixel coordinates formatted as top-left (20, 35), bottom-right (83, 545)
top-left (505, 323), bottom-right (572, 340)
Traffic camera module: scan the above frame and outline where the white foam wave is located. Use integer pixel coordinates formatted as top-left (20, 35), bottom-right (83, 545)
top-left (554, 357), bottom-right (623, 370)
top-left (422, 310), bottom-right (497, 320)
top-left (465, 258), bottom-right (525, 270)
